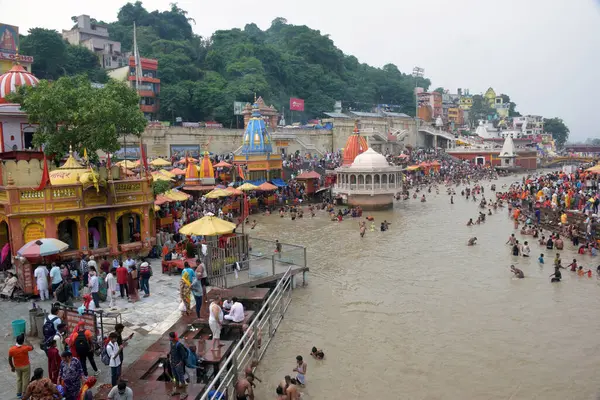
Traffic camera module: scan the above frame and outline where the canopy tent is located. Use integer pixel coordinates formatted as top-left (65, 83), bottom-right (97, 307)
top-left (159, 169), bottom-right (176, 178)
top-left (586, 165), bottom-right (600, 173)
top-left (257, 182), bottom-right (278, 191)
top-left (270, 178), bottom-right (288, 187)
top-left (296, 171), bottom-right (321, 180)
top-left (225, 187), bottom-right (243, 196)
top-left (213, 161), bottom-right (233, 168)
top-left (179, 215), bottom-right (237, 236)
top-left (150, 158), bottom-right (171, 167)
top-left (406, 165), bottom-right (420, 171)
top-left (163, 190), bottom-right (190, 201)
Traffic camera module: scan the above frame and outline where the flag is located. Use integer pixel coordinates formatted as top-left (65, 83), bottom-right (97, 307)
top-left (243, 192), bottom-right (250, 219)
top-left (35, 154), bottom-right (50, 191)
top-left (139, 140), bottom-right (149, 175)
top-left (83, 148), bottom-right (88, 161)
top-left (106, 153), bottom-right (112, 170)
top-left (90, 165), bottom-right (99, 193)
top-left (289, 97), bottom-right (304, 111)
top-left (237, 165), bottom-right (245, 180)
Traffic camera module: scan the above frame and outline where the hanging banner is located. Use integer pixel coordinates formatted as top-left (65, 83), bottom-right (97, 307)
top-left (0, 24), bottom-right (19, 54)
top-left (289, 98), bottom-right (304, 112)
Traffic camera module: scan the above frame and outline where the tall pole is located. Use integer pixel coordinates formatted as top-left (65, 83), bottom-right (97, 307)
top-left (412, 66), bottom-right (424, 141)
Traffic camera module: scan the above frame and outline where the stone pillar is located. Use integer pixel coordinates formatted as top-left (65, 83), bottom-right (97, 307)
top-left (109, 212), bottom-right (119, 255)
top-left (142, 209), bottom-right (151, 244)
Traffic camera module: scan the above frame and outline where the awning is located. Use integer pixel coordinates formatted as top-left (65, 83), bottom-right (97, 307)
top-left (296, 171), bottom-right (321, 180)
top-left (182, 185), bottom-right (215, 191)
top-left (271, 178), bottom-right (288, 187)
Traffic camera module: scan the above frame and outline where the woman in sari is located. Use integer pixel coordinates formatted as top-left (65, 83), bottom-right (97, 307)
top-left (23, 367), bottom-right (59, 400)
top-left (180, 271), bottom-right (191, 316)
top-left (78, 376), bottom-right (96, 400)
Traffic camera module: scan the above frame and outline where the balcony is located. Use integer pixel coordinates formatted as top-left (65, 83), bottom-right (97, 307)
top-left (140, 104), bottom-right (159, 113)
top-left (128, 75), bottom-right (160, 84)
top-left (137, 90), bottom-right (156, 98)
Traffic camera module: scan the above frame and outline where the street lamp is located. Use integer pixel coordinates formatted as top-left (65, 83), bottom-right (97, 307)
top-left (412, 67), bottom-right (424, 135)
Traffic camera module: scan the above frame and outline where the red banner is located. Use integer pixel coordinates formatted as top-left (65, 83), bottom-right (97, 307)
top-left (289, 98), bottom-right (304, 111)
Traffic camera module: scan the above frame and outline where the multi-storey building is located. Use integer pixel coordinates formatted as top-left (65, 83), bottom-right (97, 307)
top-left (62, 15), bottom-right (128, 70)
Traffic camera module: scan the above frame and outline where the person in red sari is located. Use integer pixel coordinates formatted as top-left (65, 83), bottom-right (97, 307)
top-left (47, 339), bottom-right (61, 384)
top-left (78, 376), bottom-right (97, 400)
top-left (127, 265), bottom-right (140, 302)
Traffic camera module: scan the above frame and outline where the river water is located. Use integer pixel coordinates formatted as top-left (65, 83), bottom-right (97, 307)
top-left (250, 175), bottom-right (600, 400)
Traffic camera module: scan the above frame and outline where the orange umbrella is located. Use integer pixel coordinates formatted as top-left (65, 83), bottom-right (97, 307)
top-left (171, 168), bottom-right (186, 175)
top-left (225, 187), bottom-right (243, 195)
top-left (257, 182), bottom-right (278, 191)
top-left (178, 157), bottom-right (199, 164)
top-left (213, 161), bottom-right (232, 168)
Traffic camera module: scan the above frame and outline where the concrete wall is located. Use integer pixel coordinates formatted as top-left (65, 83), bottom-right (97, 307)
top-left (0, 116), bottom-right (38, 151)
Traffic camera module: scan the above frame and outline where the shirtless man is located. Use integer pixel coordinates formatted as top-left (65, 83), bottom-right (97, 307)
top-left (275, 386), bottom-right (287, 399)
top-left (234, 375), bottom-right (254, 400)
top-left (510, 265), bottom-right (524, 278)
top-left (280, 376), bottom-right (300, 400)
top-left (467, 237), bottom-right (477, 246)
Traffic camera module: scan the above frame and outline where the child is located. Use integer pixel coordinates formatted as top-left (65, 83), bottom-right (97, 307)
top-left (293, 355), bottom-right (307, 386)
top-left (310, 347), bottom-right (324, 360)
top-left (568, 259), bottom-right (578, 272)
top-left (538, 254), bottom-right (544, 264)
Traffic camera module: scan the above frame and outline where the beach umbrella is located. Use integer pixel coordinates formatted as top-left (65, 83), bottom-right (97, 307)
top-left (150, 158), bottom-right (171, 167)
top-left (213, 161), bottom-right (233, 168)
top-left (18, 238), bottom-right (69, 258)
top-left (116, 160), bottom-right (137, 168)
top-left (158, 169), bottom-right (176, 178)
top-left (205, 189), bottom-right (231, 199)
top-left (225, 187), bottom-right (243, 196)
top-left (171, 168), bottom-right (186, 175)
top-left (257, 182), bottom-right (278, 191)
top-left (179, 215), bottom-right (237, 236)
top-left (238, 183), bottom-right (258, 191)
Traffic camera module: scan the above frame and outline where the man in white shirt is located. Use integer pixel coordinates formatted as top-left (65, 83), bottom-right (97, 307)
top-left (106, 332), bottom-right (123, 387)
top-left (106, 268), bottom-right (117, 309)
top-left (53, 323), bottom-right (67, 354)
top-left (49, 263), bottom-right (63, 294)
top-left (88, 268), bottom-right (100, 309)
top-left (47, 305), bottom-right (62, 332)
top-left (224, 297), bottom-right (245, 323)
top-left (108, 381), bottom-right (133, 400)
top-left (125, 256), bottom-right (136, 271)
top-left (34, 265), bottom-right (49, 300)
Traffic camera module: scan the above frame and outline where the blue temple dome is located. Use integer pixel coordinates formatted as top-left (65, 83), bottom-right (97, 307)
top-left (242, 102), bottom-right (273, 155)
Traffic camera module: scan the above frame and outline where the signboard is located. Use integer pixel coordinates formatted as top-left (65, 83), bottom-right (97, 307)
top-left (234, 101), bottom-right (245, 116)
top-left (182, 122), bottom-right (200, 128)
top-left (275, 140), bottom-right (289, 147)
top-left (170, 144), bottom-right (200, 158)
top-left (23, 223), bottom-right (45, 243)
top-left (0, 24), bottom-right (19, 54)
top-left (0, 52), bottom-right (33, 63)
top-left (290, 98), bottom-right (305, 111)
top-left (114, 144), bottom-right (146, 160)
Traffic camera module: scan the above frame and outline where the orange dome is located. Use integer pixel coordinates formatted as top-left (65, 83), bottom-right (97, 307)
top-left (342, 123), bottom-right (368, 165)
top-left (0, 64), bottom-right (39, 103)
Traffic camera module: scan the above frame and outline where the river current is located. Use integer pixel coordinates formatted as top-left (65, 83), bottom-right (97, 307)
top-left (251, 175), bottom-right (600, 400)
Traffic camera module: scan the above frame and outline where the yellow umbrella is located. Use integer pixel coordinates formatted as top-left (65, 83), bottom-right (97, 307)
top-left (179, 215), bottom-right (237, 236)
top-left (158, 169), bottom-right (176, 178)
top-left (117, 160), bottom-right (137, 168)
top-left (205, 189), bottom-right (231, 199)
top-left (151, 172), bottom-right (173, 182)
top-left (238, 183), bottom-right (258, 191)
top-left (150, 158), bottom-right (172, 167)
top-left (585, 165), bottom-right (600, 173)
top-left (163, 189), bottom-right (190, 201)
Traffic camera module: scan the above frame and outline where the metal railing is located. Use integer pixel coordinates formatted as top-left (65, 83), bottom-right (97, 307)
top-left (200, 266), bottom-right (294, 399)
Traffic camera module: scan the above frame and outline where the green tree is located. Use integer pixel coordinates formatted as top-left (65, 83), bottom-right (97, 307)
top-left (6, 75), bottom-right (147, 156)
top-left (469, 95), bottom-right (494, 126)
top-left (152, 179), bottom-right (171, 196)
top-left (544, 117), bottom-right (570, 148)
top-left (500, 94), bottom-right (521, 117)
top-left (19, 28), bottom-right (67, 79)
top-left (433, 87), bottom-right (445, 94)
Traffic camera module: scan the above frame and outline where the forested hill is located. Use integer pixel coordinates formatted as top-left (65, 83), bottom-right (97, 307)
top-left (105, 2), bottom-right (431, 124)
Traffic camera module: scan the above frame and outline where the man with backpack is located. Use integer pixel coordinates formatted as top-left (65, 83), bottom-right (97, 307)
top-left (70, 322), bottom-right (100, 377)
top-left (42, 305), bottom-right (62, 346)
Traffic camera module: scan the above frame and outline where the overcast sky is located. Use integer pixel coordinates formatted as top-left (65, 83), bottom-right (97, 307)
top-left (3, 0), bottom-right (599, 140)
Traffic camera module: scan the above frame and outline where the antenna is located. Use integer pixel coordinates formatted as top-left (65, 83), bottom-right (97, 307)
top-left (133, 22), bottom-right (142, 92)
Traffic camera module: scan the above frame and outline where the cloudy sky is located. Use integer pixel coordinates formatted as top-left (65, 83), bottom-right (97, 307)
top-left (4, 0), bottom-right (599, 140)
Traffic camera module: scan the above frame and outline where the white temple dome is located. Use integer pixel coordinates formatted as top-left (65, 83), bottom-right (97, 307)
top-left (350, 148), bottom-right (389, 169)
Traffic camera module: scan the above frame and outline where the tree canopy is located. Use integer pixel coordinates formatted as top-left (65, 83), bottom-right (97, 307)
top-left (19, 28), bottom-right (108, 82)
top-left (6, 75), bottom-right (147, 157)
top-left (544, 117), bottom-right (570, 148)
top-left (101, 2), bottom-right (430, 124)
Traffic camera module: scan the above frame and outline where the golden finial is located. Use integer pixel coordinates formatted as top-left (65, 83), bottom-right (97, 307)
top-left (14, 47), bottom-right (20, 65)
top-left (7, 172), bottom-right (14, 186)
top-left (353, 119), bottom-right (360, 134)
top-left (254, 93), bottom-right (257, 103)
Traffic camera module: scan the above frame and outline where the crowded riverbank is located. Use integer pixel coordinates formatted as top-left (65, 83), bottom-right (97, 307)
top-left (249, 172), bottom-right (600, 400)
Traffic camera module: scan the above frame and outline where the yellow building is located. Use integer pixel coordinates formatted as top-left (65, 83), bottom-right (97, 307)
top-left (459, 96), bottom-right (473, 110)
top-left (484, 87), bottom-right (496, 106)
top-left (0, 23), bottom-right (33, 74)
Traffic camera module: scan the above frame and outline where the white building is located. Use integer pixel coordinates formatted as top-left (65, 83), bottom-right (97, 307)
top-left (62, 15), bottom-right (128, 70)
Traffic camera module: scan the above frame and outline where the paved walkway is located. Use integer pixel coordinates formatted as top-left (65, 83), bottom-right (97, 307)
top-left (0, 271), bottom-right (191, 399)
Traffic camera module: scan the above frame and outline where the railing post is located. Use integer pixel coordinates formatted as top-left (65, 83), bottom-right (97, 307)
top-left (271, 255), bottom-right (276, 276)
top-left (303, 246), bottom-right (307, 269)
top-left (223, 266), bottom-right (228, 288)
